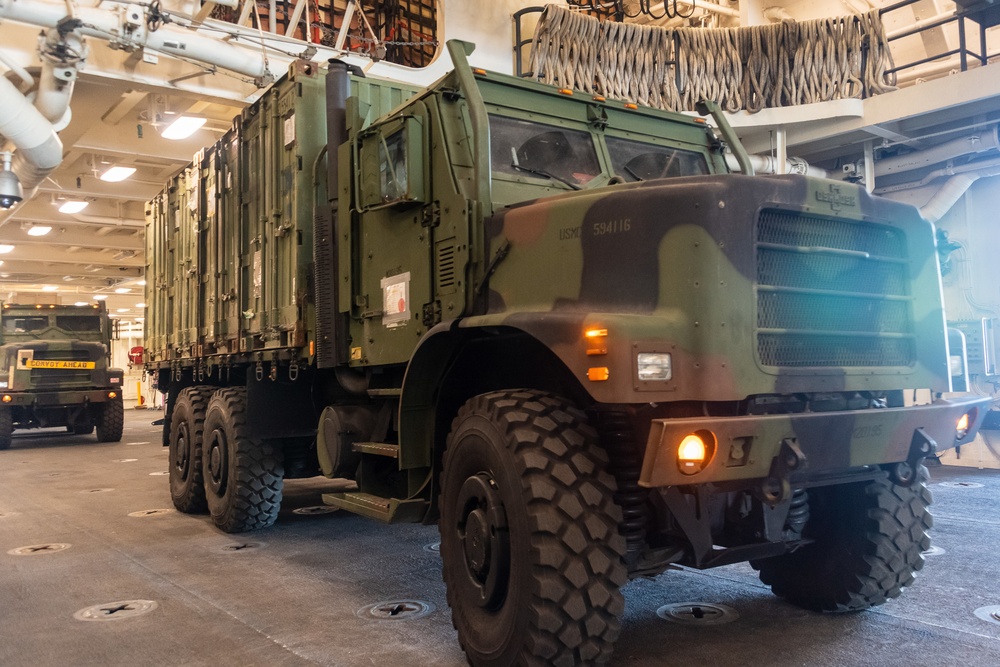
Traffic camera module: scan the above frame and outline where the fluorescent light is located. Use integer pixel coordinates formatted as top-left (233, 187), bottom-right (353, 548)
top-left (93, 294), bottom-right (108, 301)
top-left (42, 285), bottom-right (58, 292)
top-left (58, 201), bottom-right (88, 214)
top-left (161, 115), bottom-right (207, 140)
top-left (135, 302), bottom-right (146, 308)
top-left (74, 301), bottom-right (88, 306)
top-left (0, 244), bottom-right (13, 254)
top-left (114, 287), bottom-right (131, 294)
top-left (137, 280), bottom-right (146, 286)
top-left (100, 166), bottom-right (136, 182)
top-left (116, 308), bottom-right (130, 313)
top-left (27, 225), bottom-right (52, 236)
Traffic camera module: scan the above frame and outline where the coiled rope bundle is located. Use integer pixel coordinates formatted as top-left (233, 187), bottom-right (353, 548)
top-left (528, 4), bottom-right (896, 113)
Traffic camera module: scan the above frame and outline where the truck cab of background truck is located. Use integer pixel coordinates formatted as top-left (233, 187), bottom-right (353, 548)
top-left (0, 302), bottom-right (125, 449)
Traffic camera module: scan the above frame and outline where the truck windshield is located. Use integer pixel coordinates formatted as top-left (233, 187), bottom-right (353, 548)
top-left (489, 115), bottom-right (601, 188)
top-left (56, 316), bottom-right (102, 333)
top-left (606, 136), bottom-right (709, 182)
top-left (3, 316), bottom-right (49, 334)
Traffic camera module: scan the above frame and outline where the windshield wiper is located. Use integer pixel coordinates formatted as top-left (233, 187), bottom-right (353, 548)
top-left (511, 163), bottom-right (581, 190)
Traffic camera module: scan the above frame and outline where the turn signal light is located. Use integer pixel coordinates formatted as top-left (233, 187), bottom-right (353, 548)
top-left (956, 411), bottom-right (972, 440)
top-left (587, 367), bottom-right (610, 382)
top-left (2, 395), bottom-right (11, 403)
top-left (677, 431), bottom-right (715, 475)
top-left (584, 327), bottom-right (608, 356)
top-left (108, 391), bottom-right (118, 399)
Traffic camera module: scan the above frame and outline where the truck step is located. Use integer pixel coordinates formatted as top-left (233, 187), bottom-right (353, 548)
top-left (352, 442), bottom-right (399, 458)
top-left (367, 387), bottom-right (402, 397)
top-left (321, 492), bottom-right (428, 523)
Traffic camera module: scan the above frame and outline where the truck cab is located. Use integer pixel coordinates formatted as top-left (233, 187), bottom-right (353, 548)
top-left (0, 302), bottom-right (125, 448)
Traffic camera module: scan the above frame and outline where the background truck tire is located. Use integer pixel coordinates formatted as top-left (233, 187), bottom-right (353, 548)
top-left (440, 390), bottom-right (627, 667)
top-left (0, 407), bottom-right (12, 450)
top-left (751, 466), bottom-right (933, 612)
top-left (169, 386), bottom-right (216, 513)
top-left (96, 395), bottom-right (124, 442)
top-left (202, 387), bottom-right (283, 532)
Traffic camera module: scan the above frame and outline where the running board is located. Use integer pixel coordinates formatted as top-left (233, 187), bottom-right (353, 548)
top-left (322, 491), bottom-right (427, 523)
top-left (352, 442), bottom-right (398, 458)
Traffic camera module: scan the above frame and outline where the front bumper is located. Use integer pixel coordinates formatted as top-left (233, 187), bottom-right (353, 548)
top-left (2, 389), bottom-right (120, 408)
top-left (640, 395), bottom-right (990, 488)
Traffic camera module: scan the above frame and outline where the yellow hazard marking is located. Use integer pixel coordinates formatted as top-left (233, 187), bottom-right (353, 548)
top-left (26, 360), bottom-right (95, 370)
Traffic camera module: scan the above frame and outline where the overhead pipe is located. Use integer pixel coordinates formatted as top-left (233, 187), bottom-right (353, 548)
top-left (875, 126), bottom-right (1000, 177)
top-left (33, 26), bottom-right (88, 130)
top-left (725, 152), bottom-right (830, 178)
top-left (0, 0), bottom-right (272, 83)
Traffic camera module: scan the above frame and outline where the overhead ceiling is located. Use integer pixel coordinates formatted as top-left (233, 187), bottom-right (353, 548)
top-left (1, 0), bottom-right (999, 328)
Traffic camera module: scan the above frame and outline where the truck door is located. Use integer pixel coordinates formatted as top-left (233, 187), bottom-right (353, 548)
top-left (351, 102), bottom-right (432, 367)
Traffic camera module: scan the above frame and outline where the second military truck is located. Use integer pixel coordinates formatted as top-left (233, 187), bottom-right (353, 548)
top-left (144, 41), bottom-right (989, 666)
top-left (1, 301), bottom-right (124, 448)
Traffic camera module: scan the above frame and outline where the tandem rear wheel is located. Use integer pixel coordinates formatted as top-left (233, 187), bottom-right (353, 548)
top-left (96, 394), bottom-right (124, 442)
top-left (169, 386), bottom-right (216, 513)
top-left (439, 389), bottom-right (627, 667)
top-left (201, 387), bottom-right (284, 533)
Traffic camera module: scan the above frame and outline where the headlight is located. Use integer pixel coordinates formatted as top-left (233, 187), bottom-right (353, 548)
top-left (637, 353), bottom-right (672, 381)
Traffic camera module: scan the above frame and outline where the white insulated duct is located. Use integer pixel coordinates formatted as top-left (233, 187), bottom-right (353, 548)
top-left (32, 27), bottom-right (88, 130)
top-left (0, 75), bottom-right (63, 225)
top-left (0, 0), bottom-right (271, 82)
top-left (919, 165), bottom-right (1000, 224)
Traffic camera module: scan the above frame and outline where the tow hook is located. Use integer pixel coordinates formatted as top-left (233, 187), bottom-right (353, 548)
top-left (889, 428), bottom-right (936, 487)
top-left (760, 438), bottom-right (807, 505)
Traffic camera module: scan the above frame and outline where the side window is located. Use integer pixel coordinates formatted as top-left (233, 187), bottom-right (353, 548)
top-left (379, 130), bottom-right (408, 203)
top-left (358, 115), bottom-right (426, 210)
top-left (606, 136), bottom-right (709, 182)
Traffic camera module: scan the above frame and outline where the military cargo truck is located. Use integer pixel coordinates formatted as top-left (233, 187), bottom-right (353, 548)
top-left (144, 41), bottom-right (989, 666)
top-left (0, 302), bottom-right (124, 448)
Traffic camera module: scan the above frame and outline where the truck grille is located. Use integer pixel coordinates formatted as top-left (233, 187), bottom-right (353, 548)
top-left (755, 209), bottom-right (915, 367)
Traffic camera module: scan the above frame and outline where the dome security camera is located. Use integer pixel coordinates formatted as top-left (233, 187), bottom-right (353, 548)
top-left (0, 168), bottom-right (23, 209)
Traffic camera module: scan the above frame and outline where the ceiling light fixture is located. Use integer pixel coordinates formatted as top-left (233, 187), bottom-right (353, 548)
top-left (114, 287), bottom-right (131, 294)
top-left (0, 244), bottom-right (13, 254)
top-left (75, 301), bottom-right (88, 306)
top-left (100, 166), bottom-right (136, 182)
top-left (58, 200), bottom-right (89, 214)
top-left (93, 294), bottom-right (108, 301)
top-left (27, 225), bottom-right (52, 236)
top-left (42, 285), bottom-right (58, 292)
top-left (161, 115), bottom-right (207, 140)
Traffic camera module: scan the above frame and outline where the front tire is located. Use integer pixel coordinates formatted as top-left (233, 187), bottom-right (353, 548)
top-left (169, 386), bottom-right (215, 513)
top-left (0, 407), bottom-right (12, 450)
top-left (440, 390), bottom-right (626, 667)
top-left (752, 466), bottom-right (933, 612)
top-left (202, 387), bottom-right (283, 532)
top-left (96, 395), bottom-right (124, 442)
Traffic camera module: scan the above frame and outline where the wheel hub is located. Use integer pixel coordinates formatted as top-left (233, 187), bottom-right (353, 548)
top-left (455, 473), bottom-right (509, 610)
top-left (206, 429), bottom-right (227, 495)
top-left (173, 426), bottom-right (190, 477)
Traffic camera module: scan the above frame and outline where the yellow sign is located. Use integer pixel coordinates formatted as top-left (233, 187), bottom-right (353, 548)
top-left (27, 360), bottom-right (95, 370)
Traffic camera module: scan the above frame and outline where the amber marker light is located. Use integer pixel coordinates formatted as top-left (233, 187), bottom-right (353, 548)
top-left (2, 395), bottom-right (12, 403)
top-left (472, 68), bottom-right (487, 76)
top-left (677, 431), bottom-right (714, 475)
top-left (584, 327), bottom-right (608, 356)
top-left (108, 391), bottom-right (118, 399)
top-left (624, 103), bottom-right (638, 110)
top-left (592, 95), bottom-right (606, 102)
top-left (558, 88), bottom-right (573, 96)
top-left (587, 367), bottom-right (610, 381)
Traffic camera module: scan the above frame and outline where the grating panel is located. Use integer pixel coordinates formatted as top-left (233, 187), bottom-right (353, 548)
top-left (758, 334), bottom-right (914, 367)
top-left (756, 209), bottom-right (914, 367)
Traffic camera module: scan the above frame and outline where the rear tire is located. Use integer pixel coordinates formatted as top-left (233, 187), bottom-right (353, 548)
top-left (202, 387), bottom-right (283, 532)
top-left (440, 390), bottom-right (627, 666)
top-left (169, 386), bottom-right (215, 513)
top-left (752, 466), bottom-right (933, 612)
top-left (0, 407), bottom-right (12, 450)
top-left (96, 395), bottom-right (124, 442)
